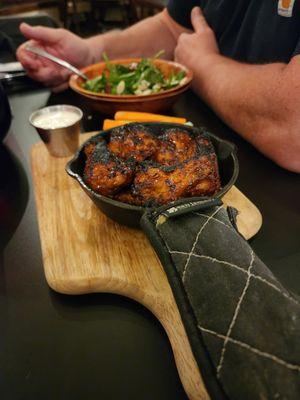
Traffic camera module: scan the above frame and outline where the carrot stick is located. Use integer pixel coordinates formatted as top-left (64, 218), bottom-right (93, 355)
top-left (103, 119), bottom-right (131, 130)
top-left (114, 111), bottom-right (187, 124)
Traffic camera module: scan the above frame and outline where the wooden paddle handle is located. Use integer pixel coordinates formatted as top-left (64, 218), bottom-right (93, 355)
top-left (146, 296), bottom-right (210, 400)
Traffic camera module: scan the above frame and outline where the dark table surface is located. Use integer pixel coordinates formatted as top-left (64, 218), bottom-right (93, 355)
top-left (1, 86), bottom-right (300, 400)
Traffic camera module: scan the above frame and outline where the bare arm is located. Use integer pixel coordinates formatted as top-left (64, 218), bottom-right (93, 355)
top-left (175, 7), bottom-right (300, 172)
top-left (194, 55), bottom-right (300, 172)
top-left (17, 10), bottom-right (188, 91)
top-left (86, 9), bottom-right (190, 62)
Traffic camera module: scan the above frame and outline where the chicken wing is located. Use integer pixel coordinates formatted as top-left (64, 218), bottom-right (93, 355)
top-left (84, 140), bottom-right (134, 197)
top-left (83, 126), bottom-right (221, 206)
top-left (154, 128), bottom-right (198, 165)
top-left (132, 154), bottom-right (220, 205)
top-left (108, 125), bottom-right (158, 162)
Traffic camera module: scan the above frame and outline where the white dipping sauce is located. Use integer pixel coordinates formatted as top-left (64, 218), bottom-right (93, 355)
top-left (33, 110), bottom-right (80, 129)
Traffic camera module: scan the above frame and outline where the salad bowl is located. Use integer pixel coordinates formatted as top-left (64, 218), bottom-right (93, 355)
top-left (69, 58), bottom-right (193, 115)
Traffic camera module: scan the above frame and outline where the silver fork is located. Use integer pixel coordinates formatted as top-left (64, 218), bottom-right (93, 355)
top-left (25, 45), bottom-right (88, 81)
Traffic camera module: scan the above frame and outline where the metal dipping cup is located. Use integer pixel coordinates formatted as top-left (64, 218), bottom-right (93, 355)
top-left (29, 105), bottom-right (83, 157)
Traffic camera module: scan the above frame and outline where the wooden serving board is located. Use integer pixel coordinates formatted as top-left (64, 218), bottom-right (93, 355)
top-left (30, 132), bottom-right (262, 400)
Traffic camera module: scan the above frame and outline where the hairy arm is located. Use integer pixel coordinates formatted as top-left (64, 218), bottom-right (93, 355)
top-left (17, 9), bottom-right (188, 91)
top-left (195, 56), bottom-right (300, 172)
top-left (86, 9), bottom-right (190, 62)
top-left (175, 7), bottom-right (300, 172)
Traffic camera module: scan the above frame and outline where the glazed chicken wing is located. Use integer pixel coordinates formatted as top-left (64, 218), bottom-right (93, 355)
top-left (84, 140), bottom-right (134, 197)
top-left (108, 125), bottom-right (158, 162)
top-left (154, 129), bottom-right (198, 165)
top-left (184, 154), bottom-right (220, 197)
top-left (132, 164), bottom-right (183, 205)
top-left (83, 125), bottom-right (221, 206)
top-left (133, 154), bottom-right (220, 205)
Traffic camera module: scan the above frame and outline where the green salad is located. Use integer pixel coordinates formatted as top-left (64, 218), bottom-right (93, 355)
top-left (83, 51), bottom-right (187, 96)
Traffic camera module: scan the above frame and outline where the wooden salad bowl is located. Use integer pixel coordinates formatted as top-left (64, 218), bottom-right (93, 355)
top-left (69, 58), bottom-right (193, 115)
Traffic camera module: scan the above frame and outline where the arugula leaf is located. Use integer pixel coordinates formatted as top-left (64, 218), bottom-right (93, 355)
top-left (83, 74), bottom-right (106, 92)
top-left (83, 51), bottom-right (186, 95)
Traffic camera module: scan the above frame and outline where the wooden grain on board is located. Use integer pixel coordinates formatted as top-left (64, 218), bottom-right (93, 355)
top-left (30, 132), bottom-right (262, 400)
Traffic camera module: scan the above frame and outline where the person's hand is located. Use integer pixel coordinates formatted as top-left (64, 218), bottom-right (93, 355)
top-left (16, 24), bottom-right (94, 92)
top-left (174, 7), bottom-right (219, 73)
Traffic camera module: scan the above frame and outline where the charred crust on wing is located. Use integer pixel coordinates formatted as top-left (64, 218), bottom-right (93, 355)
top-left (138, 160), bottom-right (177, 173)
top-left (108, 124), bottom-right (159, 162)
top-left (83, 124), bottom-right (221, 205)
top-left (83, 138), bottom-right (135, 196)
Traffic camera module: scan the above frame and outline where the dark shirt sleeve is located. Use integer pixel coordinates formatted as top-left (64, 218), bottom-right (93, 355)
top-left (293, 38), bottom-right (300, 57)
top-left (167, 0), bottom-right (200, 30)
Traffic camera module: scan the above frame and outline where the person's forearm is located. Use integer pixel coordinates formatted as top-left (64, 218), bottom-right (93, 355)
top-left (193, 55), bottom-right (300, 171)
top-left (85, 11), bottom-right (179, 63)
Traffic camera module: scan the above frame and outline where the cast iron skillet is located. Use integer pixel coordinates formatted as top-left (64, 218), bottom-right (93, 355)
top-left (66, 122), bottom-right (239, 228)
